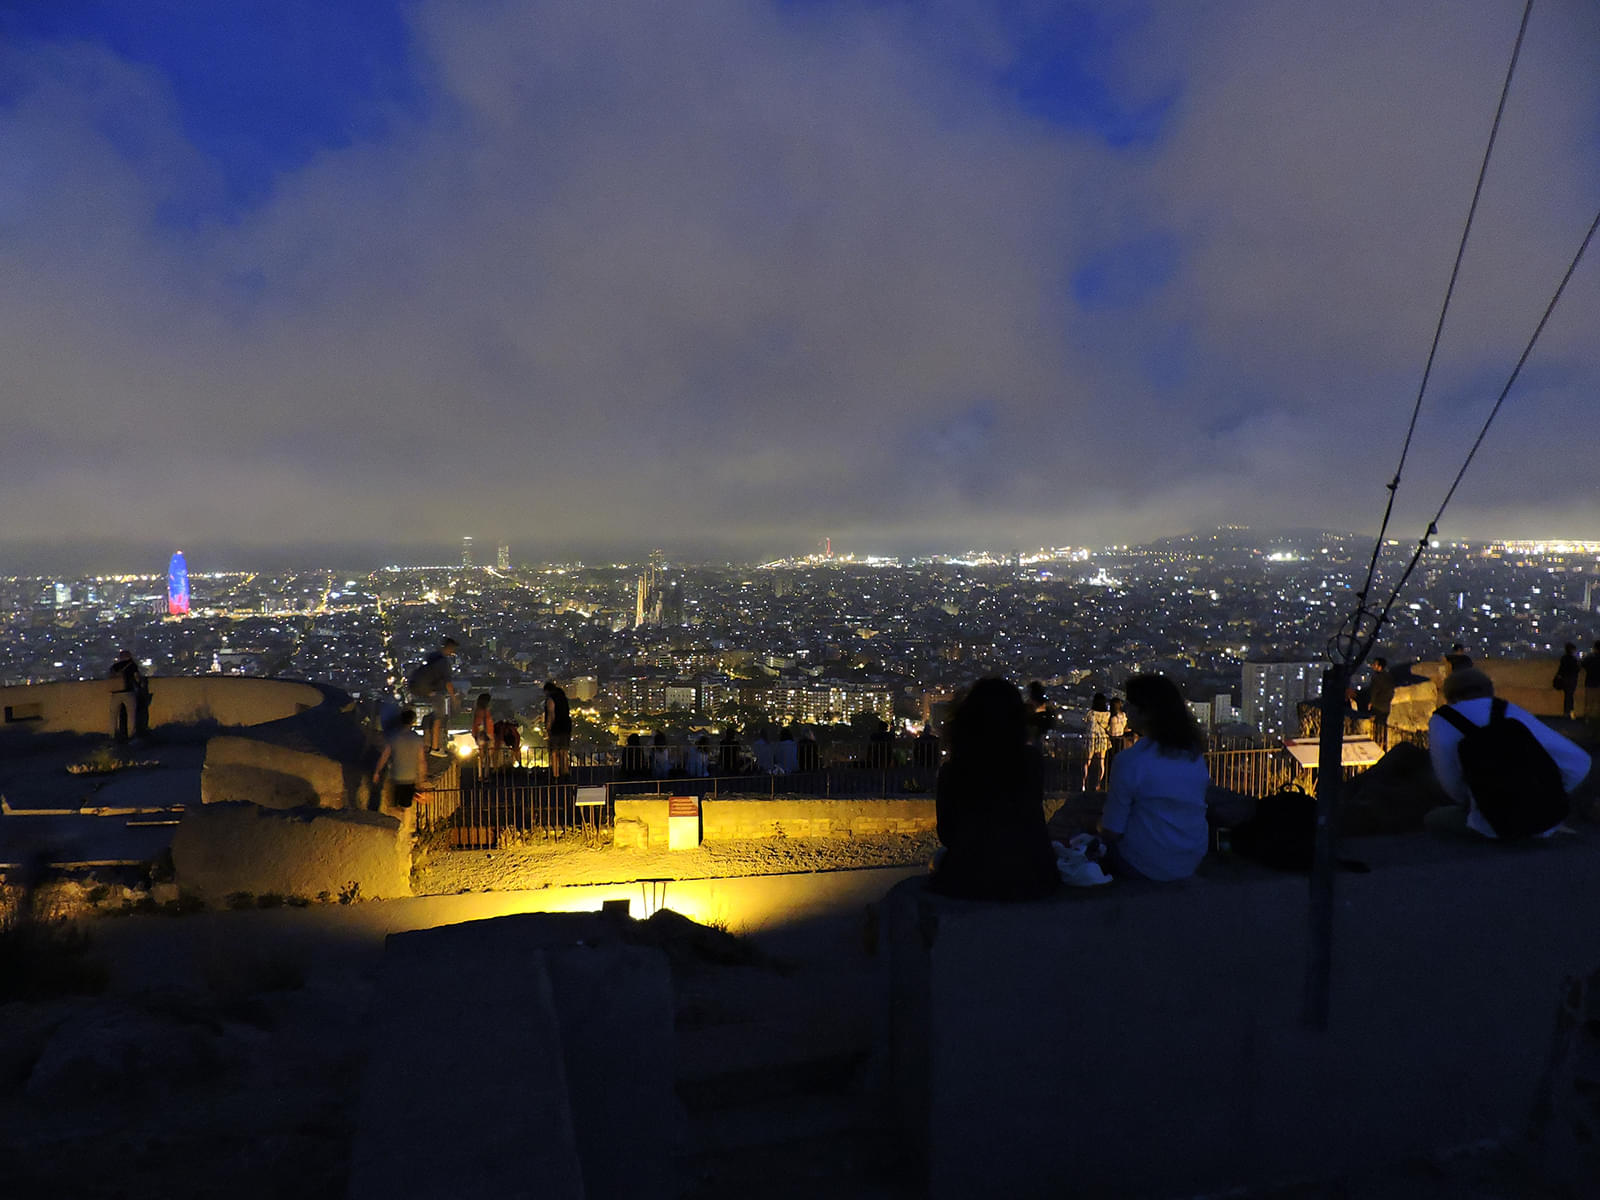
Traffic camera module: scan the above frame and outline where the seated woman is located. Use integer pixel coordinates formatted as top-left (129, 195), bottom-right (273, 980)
top-left (1098, 674), bottom-right (1211, 882)
top-left (929, 677), bottom-right (1058, 901)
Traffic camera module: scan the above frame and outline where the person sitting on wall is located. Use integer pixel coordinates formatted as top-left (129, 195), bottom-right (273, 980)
top-left (1097, 674), bottom-right (1212, 882)
top-left (1426, 668), bottom-right (1590, 840)
top-left (928, 677), bottom-right (1058, 901)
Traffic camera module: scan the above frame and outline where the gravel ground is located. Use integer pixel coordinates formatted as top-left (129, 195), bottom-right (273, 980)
top-left (413, 831), bottom-right (942, 894)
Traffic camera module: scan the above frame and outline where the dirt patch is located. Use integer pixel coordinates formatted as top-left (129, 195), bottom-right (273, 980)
top-left (413, 831), bottom-right (941, 894)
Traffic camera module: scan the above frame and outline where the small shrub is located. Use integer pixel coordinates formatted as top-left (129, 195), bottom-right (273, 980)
top-left (285, 895), bottom-right (309, 908)
top-left (315, 890), bottom-right (332, 905)
top-left (226, 891), bottom-right (255, 911)
top-left (337, 881), bottom-right (360, 905)
top-left (85, 885), bottom-right (111, 906)
top-left (256, 893), bottom-right (285, 909)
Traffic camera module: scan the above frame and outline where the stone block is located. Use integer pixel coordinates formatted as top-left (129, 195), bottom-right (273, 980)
top-left (613, 817), bottom-right (648, 849)
top-left (171, 802), bottom-right (410, 903)
top-left (202, 735), bottom-right (352, 809)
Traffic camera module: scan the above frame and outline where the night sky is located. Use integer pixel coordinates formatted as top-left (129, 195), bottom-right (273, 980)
top-left (3, 1), bottom-right (1598, 568)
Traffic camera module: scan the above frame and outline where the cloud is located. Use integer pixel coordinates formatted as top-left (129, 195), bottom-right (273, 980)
top-left (2, 0), bottom-right (1597, 566)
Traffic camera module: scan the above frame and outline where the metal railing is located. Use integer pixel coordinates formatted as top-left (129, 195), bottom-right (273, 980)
top-left (415, 732), bottom-right (1424, 849)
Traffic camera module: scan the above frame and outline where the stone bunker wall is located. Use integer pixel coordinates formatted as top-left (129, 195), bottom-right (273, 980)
top-left (613, 796), bottom-right (936, 849)
top-left (885, 836), bottom-right (1600, 1198)
top-left (201, 735), bottom-right (361, 810)
top-left (0, 676), bottom-right (327, 736)
top-left (171, 802), bottom-right (411, 902)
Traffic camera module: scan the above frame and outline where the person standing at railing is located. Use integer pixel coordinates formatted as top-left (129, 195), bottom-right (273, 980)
top-left (773, 726), bottom-right (799, 774)
top-left (1097, 675), bottom-right (1210, 882)
top-left (1553, 644), bottom-right (1580, 722)
top-left (1580, 640), bottom-right (1600, 721)
top-left (650, 731), bottom-right (673, 779)
top-left (686, 735), bottom-right (711, 777)
top-left (1368, 657), bottom-right (1396, 748)
top-left (471, 692), bottom-right (499, 766)
top-left (1082, 693), bottom-right (1112, 792)
top-left (542, 679), bottom-right (572, 781)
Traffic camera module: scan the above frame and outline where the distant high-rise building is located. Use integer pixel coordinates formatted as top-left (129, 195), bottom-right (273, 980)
top-left (167, 551), bottom-right (190, 616)
top-left (461, 536), bottom-right (473, 567)
top-left (496, 544), bottom-right (510, 570)
top-left (1241, 662), bottom-right (1320, 739)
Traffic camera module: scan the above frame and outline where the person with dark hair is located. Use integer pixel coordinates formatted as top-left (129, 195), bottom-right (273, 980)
top-left (471, 692), bottom-right (499, 765)
top-left (1369, 657), bottom-right (1396, 747)
top-left (1554, 643), bottom-right (1581, 721)
top-left (408, 637), bottom-right (459, 754)
top-left (107, 649), bottom-right (150, 742)
top-left (774, 726), bottom-right (799, 774)
top-left (1082, 693), bottom-right (1112, 792)
top-left (686, 735), bottom-right (712, 777)
top-left (650, 730), bottom-right (672, 779)
top-left (1582, 640), bottom-right (1600, 721)
top-left (1098, 674), bottom-right (1211, 882)
top-left (373, 708), bottom-right (426, 809)
top-left (1445, 643), bottom-right (1473, 673)
top-left (929, 678), bottom-right (1058, 901)
top-left (1427, 668), bottom-right (1589, 839)
top-left (1025, 681), bottom-right (1056, 745)
top-left (542, 680), bottom-right (572, 780)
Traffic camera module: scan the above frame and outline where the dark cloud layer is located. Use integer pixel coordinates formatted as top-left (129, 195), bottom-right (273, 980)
top-left (2, 0), bottom-right (1598, 569)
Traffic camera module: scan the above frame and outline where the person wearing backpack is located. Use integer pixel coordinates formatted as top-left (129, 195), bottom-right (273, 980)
top-left (1427, 669), bottom-right (1590, 841)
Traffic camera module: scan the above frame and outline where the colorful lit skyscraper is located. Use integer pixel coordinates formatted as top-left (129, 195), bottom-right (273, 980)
top-left (167, 551), bottom-right (190, 616)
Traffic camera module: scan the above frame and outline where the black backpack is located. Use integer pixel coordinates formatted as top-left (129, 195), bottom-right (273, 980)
top-left (1229, 787), bottom-right (1371, 873)
top-left (1434, 698), bottom-right (1568, 840)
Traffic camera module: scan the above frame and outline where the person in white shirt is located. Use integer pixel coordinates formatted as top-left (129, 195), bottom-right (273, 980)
top-left (1098, 675), bottom-right (1212, 882)
top-left (1427, 668), bottom-right (1591, 839)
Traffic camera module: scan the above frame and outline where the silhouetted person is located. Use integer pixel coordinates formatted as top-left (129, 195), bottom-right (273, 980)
top-left (1445, 643), bottom-right (1473, 673)
top-left (1554, 643), bottom-right (1581, 721)
top-left (686, 736), bottom-right (711, 777)
top-left (651, 731), bottom-right (672, 779)
top-left (773, 726), bottom-right (799, 774)
top-left (913, 723), bottom-right (940, 770)
top-left (373, 708), bottom-right (426, 810)
top-left (868, 717), bottom-right (894, 770)
top-left (719, 727), bottom-right (742, 774)
top-left (1582, 640), bottom-right (1600, 721)
top-left (542, 680), bottom-right (572, 780)
top-left (929, 678), bottom-right (1057, 901)
top-left (107, 650), bottom-right (149, 742)
top-left (622, 733), bottom-right (645, 779)
top-left (1025, 681), bottom-right (1056, 745)
top-left (408, 637), bottom-right (458, 754)
top-left (1369, 657), bottom-right (1396, 747)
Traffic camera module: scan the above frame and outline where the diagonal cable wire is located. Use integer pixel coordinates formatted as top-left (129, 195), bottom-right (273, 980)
top-left (1343, 0), bottom-right (1536, 663)
top-left (1358, 201), bottom-right (1600, 663)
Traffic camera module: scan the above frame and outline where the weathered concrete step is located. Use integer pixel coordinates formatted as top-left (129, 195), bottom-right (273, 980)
top-left (675, 1018), bottom-right (870, 1108)
top-left (684, 1089), bottom-right (869, 1155)
top-left (678, 1124), bottom-right (915, 1200)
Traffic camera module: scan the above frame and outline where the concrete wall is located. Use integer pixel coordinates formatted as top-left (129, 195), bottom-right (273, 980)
top-left (613, 796), bottom-right (936, 849)
top-left (1414, 657), bottom-right (1569, 718)
top-left (202, 735), bottom-right (360, 810)
top-left (0, 676), bottom-right (328, 736)
top-left (171, 802), bottom-right (411, 902)
top-left (886, 836), bottom-right (1600, 1198)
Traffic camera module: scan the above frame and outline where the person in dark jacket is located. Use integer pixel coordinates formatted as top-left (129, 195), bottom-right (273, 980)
top-left (1555, 643), bottom-right (1581, 721)
top-left (929, 678), bottom-right (1058, 901)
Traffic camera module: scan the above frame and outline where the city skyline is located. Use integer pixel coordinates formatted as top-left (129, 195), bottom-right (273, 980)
top-left (4, 2), bottom-right (1599, 561)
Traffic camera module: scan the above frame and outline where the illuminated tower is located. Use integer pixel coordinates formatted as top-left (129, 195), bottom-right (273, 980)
top-left (167, 551), bottom-right (190, 616)
top-left (461, 536), bottom-right (473, 567)
top-left (497, 544), bottom-right (510, 570)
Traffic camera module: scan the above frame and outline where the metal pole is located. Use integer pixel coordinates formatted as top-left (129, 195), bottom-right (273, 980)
top-left (1304, 662), bottom-right (1348, 1030)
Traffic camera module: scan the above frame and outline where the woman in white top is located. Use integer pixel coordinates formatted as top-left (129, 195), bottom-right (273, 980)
top-left (1098, 675), bottom-right (1211, 881)
top-left (1081, 693), bottom-right (1112, 792)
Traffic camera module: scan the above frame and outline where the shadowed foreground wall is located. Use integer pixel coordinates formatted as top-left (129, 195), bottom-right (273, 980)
top-left (886, 835), bottom-right (1600, 1197)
